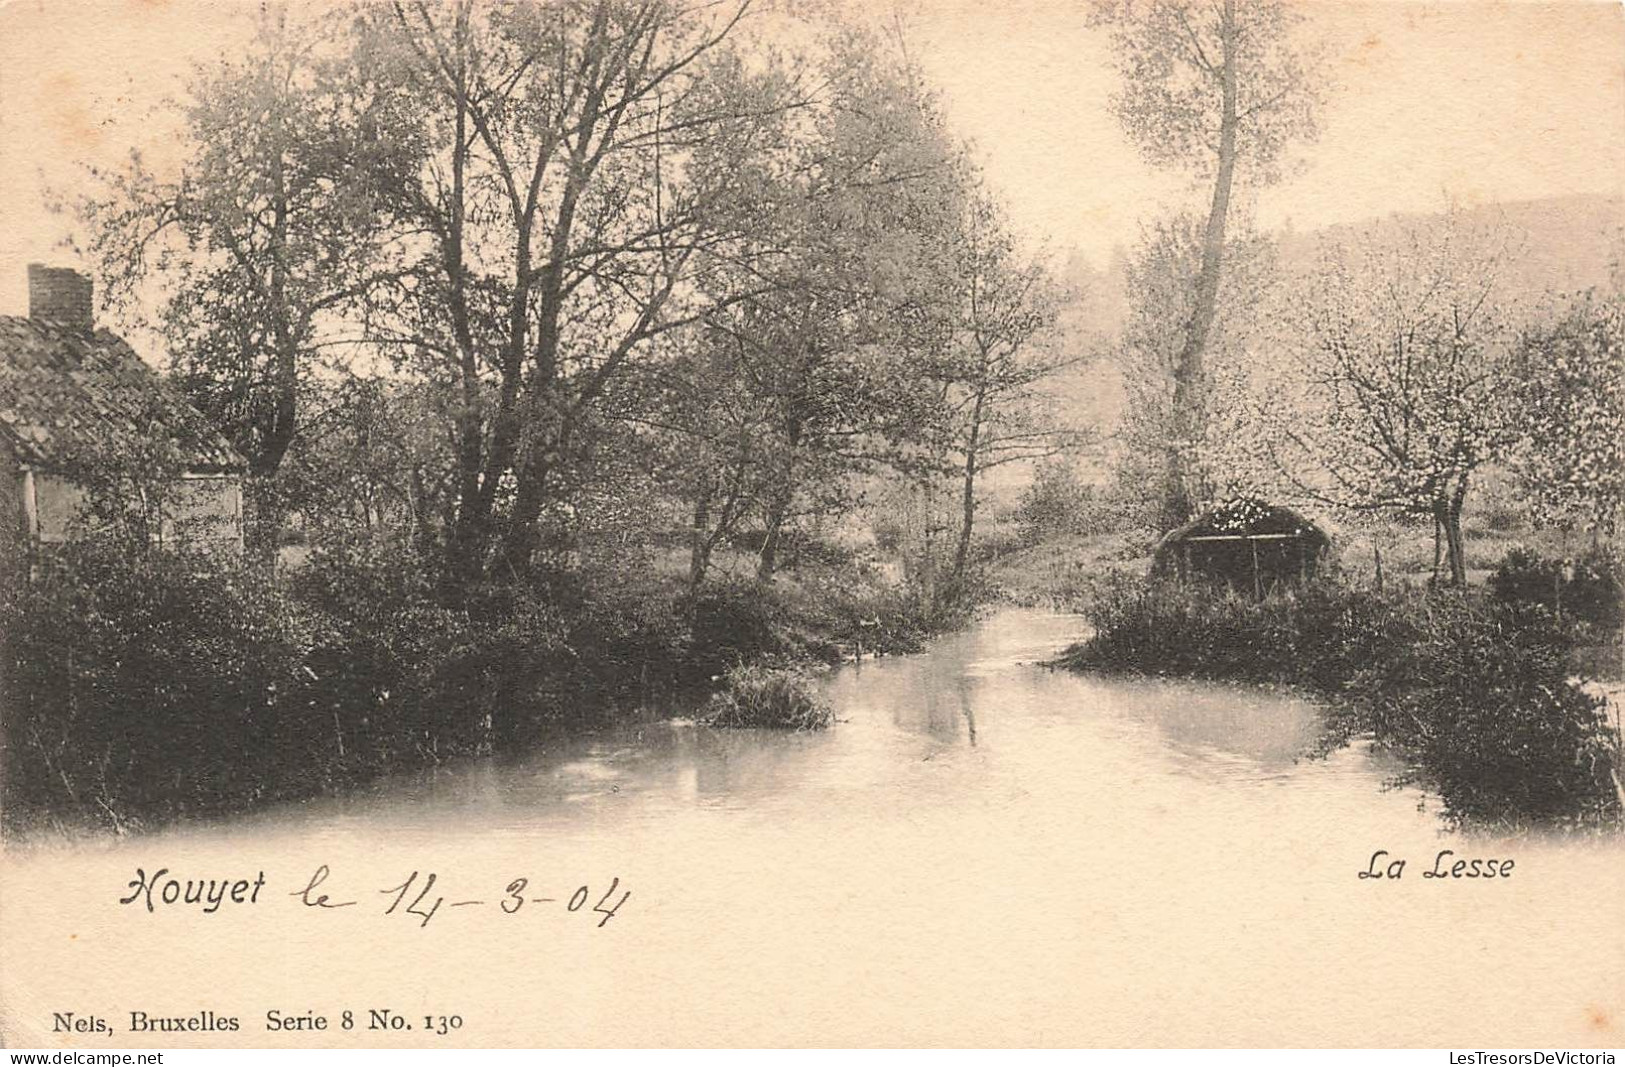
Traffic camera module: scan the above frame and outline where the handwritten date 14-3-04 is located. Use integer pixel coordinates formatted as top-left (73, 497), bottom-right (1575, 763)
top-left (116, 866), bottom-right (631, 928)
top-left (294, 865), bottom-right (632, 927)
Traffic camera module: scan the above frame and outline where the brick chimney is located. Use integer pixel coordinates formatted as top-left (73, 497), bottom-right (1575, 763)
top-left (27, 264), bottom-right (94, 333)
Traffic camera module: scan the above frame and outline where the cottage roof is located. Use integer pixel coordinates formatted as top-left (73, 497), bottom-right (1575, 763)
top-left (0, 315), bottom-right (244, 473)
top-left (1158, 498), bottom-right (1330, 546)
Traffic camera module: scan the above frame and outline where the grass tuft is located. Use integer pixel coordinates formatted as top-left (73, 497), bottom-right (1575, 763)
top-left (699, 664), bottom-right (833, 731)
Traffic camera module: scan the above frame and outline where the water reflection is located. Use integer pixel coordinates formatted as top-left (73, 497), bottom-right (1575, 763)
top-left (6, 607), bottom-right (1621, 1047)
top-left (71, 607), bottom-right (1439, 841)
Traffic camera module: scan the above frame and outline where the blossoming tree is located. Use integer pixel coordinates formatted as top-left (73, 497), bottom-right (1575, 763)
top-left (1242, 217), bottom-right (1524, 586)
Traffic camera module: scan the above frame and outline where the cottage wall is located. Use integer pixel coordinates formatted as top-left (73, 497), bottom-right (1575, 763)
top-left (33, 473), bottom-right (89, 542)
top-left (33, 470), bottom-right (243, 547)
top-left (2, 267), bottom-right (249, 553)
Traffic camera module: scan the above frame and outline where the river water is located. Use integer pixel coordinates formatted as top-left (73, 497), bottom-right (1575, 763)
top-left (2, 608), bottom-right (1621, 1046)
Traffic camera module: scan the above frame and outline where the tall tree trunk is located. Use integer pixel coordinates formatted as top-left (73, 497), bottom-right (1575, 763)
top-left (757, 488), bottom-right (791, 582)
top-left (688, 486), bottom-right (713, 596)
top-left (1441, 506), bottom-right (1467, 588)
top-left (1435, 478), bottom-right (1470, 588)
top-left (757, 418), bottom-right (803, 582)
top-left (1164, 0), bottom-right (1239, 530)
top-left (484, 172), bottom-right (587, 578)
top-left (441, 27), bottom-right (490, 593)
top-left (1444, 478), bottom-right (1470, 587)
top-left (258, 86), bottom-right (298, 481)
top-left (500, 440), bottom-right (555, 576)
top-left (951, 389), bottom-right (986, 587)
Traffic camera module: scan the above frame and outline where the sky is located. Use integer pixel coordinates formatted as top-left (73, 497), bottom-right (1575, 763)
top-left (0, 0), bottom-right (1621, 317)
top-left (904, 0), bottom-right (1625, 261)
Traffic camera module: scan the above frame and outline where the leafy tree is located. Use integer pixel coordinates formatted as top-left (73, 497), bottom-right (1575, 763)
top-left (676, 29), bottom-right (967, 582)
top-left (71, 5), bottom-right (411, 504)
top-left (932, 187), bottom-right (1077, 586)
top-left (1092, 0), bottom-right (1321, 528)
top-left (350, 0), bottom-right (813, 584)
top-left (1110, 214), bottom-right (1273, 527)
top-left (638, 328), bottom-right (777, 593)
top-left (1015, 457), bottom-right (1105, 544)
top-left (277, 375), bottom-right (459, 549)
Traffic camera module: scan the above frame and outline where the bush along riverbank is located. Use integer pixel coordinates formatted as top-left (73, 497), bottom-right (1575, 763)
top-left (0, 535), bottom-right (974, 837)
top-left (1055, 558), bottom-right (1624, 830)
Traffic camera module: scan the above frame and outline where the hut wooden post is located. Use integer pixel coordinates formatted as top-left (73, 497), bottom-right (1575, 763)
top-left (1250, 538), bottom-right (1262, 600)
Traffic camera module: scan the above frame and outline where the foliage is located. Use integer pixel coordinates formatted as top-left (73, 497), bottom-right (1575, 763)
top-left (1, 533), bottom-right (571, 833)
top-left (1058, 577), bottom-right (1622, 828)
top-left (1238, 214), bottom-right (1525, 585)
top-left (1508, 292), bottom-right (1624, 537)
top-left (1109, 218), bottom-right (1276, 524)
top-left (699, 664), bottom-right (832, 731)
top-left (276, 376), bottom-right (459, 549)
top-left (1, 542), bottom-right (315, 832)
top-left (71, 5), bottom-right (410, 492)
top-left (15, 1), bottom-right (1090, 832)
top-left (683, 563), bottom-right (973, 682)
top-left (1092, 0), bottom-right (1323, 528)
top-left (927, 184), bottom-right (1082, 582)
top-left (72, 2), bottom-right (1008, 584)
top-left (348, 0), bottom-right (832, 577)
top-left (667, 29), bottom-right (971, 583)
top-left (1488, 544), bottom-right (1623, 633)
top-left (1091, 0), bottom-right (1323, 183)
top-left (1014, 459), bottom-right (1109, 544)
top-left (685, 581), bottom-right (838, 680)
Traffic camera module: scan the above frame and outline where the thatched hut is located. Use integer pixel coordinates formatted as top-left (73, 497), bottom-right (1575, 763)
top-left (1152, 498), bottom-right (1331, 597)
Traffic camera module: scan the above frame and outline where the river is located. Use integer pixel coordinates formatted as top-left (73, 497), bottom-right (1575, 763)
top-left (2, 608), bottom-right (1620, 1046)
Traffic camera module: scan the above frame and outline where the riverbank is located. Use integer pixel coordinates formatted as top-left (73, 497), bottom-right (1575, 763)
top-left (11, 604), bottom-right (1622, 1046)
top-left (1053, 573), bottom-right (1624, 830)
top-left (0, 533), bottom-right (974, 838)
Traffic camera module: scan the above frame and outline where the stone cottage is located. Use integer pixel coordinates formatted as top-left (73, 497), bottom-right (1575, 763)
top-left (0, 265), bottom-right (246, 554)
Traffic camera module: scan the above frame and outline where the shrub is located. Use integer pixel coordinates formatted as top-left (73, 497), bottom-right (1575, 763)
top-left (816, 572), bottom-right (964, 655)
top-left (294, 534), bottom-right (495, 758)
top-left (1015, 459), bottom-right (1108, 545)
top-left (1, 541), bottom-right (315, 832)
top-left (516, 562), bottom-right (687, 720)
top-left (685, 581), bottom-right (840, 681)
top-left (1362, 596), bottom-right (1617, 825)
top-left (1489, 544), bottom-right (1623, 631)
top-left (699, 664), bottom-right (832, 731)
top-left (1, 533), bottom-right (564, 833)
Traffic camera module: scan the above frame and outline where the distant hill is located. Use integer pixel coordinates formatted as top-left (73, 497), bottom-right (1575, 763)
top-left (1063, 192), bottom-right (1624, 344)
top-left (1273, 193), bottom-right (1624, 301)
top-left (1038, 193), bottom-right (1624, 486)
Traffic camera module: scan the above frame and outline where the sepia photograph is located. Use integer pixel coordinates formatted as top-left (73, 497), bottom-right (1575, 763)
top-left (0, 0), bottom-right (1621, 1052)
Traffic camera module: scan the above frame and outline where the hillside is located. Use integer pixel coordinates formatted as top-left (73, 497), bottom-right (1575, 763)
top-left (1038, 193), bottom-right (1624, 486)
